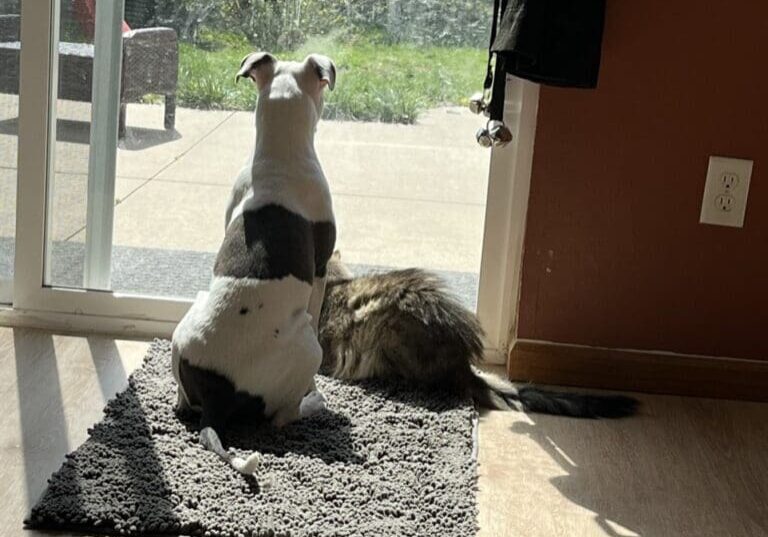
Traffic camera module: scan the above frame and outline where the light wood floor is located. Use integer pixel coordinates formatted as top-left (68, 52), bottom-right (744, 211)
top-left (2, 327), bottom-right (768, 537)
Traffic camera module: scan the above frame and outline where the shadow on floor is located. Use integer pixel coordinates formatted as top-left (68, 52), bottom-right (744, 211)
top-left (14, 330), bottom-right (181, 533)
top-left (86, 337), bottom-right (128, 399)
top-left (120, 125), bottom-right (181, 151)
top-left (511, 418), bottom-right (641, 537)
top-left (0, 117), bottom-right (179, 149)
top-left (13, 329), bottom-right (71, 510)
top-left (179, 404), bottom-right (364, 466)
top-left (509, 398), bottom-right (768, 537)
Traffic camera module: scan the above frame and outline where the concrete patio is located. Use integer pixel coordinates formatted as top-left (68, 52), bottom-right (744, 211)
top-left (0, 96), bottom-right (490, 307)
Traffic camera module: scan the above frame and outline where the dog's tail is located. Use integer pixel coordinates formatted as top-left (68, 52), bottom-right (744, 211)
top-left (199, 427), bottom-right (261, 474)
top-left (469, 368), bottom-right (638, 418)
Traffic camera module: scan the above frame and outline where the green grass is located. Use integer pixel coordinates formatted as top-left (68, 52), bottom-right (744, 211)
top-left (172, 33), bottom-right (486, 124)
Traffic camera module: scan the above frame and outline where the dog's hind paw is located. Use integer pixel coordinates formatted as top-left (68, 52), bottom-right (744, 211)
top-left (299, 390), bottom-right (327, 419)
top-left (231, 452), bottom-right (261, 474)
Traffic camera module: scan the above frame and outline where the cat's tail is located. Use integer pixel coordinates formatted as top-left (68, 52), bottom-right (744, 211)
top-left (469, 368), bottom-right (638, 418)
top-left (199, 427), bottom-right (261, 474)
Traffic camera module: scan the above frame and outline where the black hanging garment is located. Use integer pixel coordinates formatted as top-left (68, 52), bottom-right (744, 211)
top-left (483, 0), bottom-right (607, 123)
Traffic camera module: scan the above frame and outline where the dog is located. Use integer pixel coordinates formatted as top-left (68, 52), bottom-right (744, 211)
top-left (172, 52), bottom-right (336, 474)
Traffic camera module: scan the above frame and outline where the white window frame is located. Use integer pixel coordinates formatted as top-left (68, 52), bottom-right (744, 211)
top-left (3, 0), bottom-right (540, 362)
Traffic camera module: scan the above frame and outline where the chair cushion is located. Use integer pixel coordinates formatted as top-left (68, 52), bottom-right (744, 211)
top-left (72, 0), bottom-right (131, 40)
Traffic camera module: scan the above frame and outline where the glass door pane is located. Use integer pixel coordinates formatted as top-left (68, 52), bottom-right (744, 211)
top-left (0, 1), bottom-right (20, 303)
top-left (46, 0), bottom-right (492, 311)
top-left (45, 0), bottom-right (100, 289)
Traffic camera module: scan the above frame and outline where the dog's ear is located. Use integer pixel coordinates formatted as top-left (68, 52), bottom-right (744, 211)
top-left (236, 52), bottom-right (277, 89)
top-left (304, 54), bottom-right (336, 91)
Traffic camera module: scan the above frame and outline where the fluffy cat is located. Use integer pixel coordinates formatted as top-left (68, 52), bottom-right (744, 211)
top-left (319, 253), bottom-right (637, 418)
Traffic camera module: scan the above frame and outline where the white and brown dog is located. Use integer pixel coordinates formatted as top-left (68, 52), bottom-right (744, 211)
top-left (171, 52), bottom-right (336, 474)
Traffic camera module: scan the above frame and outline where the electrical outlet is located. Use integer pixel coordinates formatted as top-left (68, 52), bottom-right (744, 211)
top-left (699, 156), bottom-right (753, 227)
top-left (714, 194), bottom-right (734, 212)
top-left (721, 172), bottom-right (739, 190)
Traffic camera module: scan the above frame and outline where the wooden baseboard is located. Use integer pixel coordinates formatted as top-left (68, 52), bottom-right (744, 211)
top-left (508, 340), bottom-right (768, 401)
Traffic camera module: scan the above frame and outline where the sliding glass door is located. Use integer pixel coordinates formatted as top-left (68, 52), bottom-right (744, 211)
top-left (0, 1), bottom-right (19, 303)
top-left (10, 0), bottom-right (532, 359)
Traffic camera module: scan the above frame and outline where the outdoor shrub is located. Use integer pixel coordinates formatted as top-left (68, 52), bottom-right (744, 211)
top-left (147, 0), bottom-right (491, 50)
top-left (138, 0), bottom-right (491, 122)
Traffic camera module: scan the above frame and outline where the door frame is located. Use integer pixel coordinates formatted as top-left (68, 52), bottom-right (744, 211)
top-left (4, 0), bottom-right (541, 363)
top-left (476, 77), bottom-right (540, 364)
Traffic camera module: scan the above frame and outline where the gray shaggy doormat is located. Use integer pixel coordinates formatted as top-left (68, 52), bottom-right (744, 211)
top-left (25, 339), bottom-right (478, 537)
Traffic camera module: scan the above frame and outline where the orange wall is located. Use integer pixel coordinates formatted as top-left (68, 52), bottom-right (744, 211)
top-left (516, 1), bottom-right (768, 360)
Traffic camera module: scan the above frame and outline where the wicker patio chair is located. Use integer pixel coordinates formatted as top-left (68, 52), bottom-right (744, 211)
top-left (0, 13), bottom-right (178, 138)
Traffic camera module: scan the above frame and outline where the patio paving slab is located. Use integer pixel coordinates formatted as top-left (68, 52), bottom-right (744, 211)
top-left (0, 170), bottom-right (141, 241)
top-left (117, 105), bottom-right (234, 179)
top-left (198, 105), bottom-right (481, 147)
top-left (152, 114), bottom-right (252, 187)
top-left (318, 141), bottom-right (489, 206)
top-left (153, 106), bottom-right (489, 207)
top-left (0, 98), bottom-right (234, 180)
top-left (69, 178), bottom-right (485, 273)
top-left (333, 192), bottom-right (486, 273)
top-left (317, 107), bottom-right (481, 149)
top-left (68, 179), bottom-right (230, 253)
top-left (49, 176), bottom-right (145, 241)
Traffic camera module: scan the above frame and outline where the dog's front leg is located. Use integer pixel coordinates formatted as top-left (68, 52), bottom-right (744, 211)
top-left (307, 275), bottom-right (326, 336)
top-left (304, 275), bottom-right (327, 408)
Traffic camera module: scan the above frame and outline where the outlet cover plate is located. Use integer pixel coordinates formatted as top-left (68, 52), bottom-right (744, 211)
top-left (699, 156), bottom-right (753, 227)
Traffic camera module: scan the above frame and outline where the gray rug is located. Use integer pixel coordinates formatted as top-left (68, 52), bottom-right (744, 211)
top-left (25, 340), bottom-right (478, 537)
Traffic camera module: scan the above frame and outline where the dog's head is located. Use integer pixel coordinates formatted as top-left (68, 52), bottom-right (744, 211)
top-left (236, 52), bottom-right (335, 134)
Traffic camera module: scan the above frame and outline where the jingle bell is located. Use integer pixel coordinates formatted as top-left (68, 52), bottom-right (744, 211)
top-left (475, 127), bottom-right (493, 147)
top-left (468, 92), bottom-right (486, 115)
top-left (488, 121), bottom-right (513, 147)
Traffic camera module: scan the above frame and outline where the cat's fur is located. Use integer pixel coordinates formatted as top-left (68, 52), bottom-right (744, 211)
top-left (319, 254), bottom-right (637, 418)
